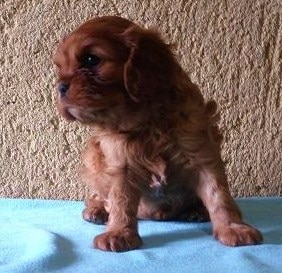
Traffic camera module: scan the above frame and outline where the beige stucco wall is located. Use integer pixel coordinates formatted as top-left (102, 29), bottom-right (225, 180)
top-left (0, 0), bottom-right (281, 200)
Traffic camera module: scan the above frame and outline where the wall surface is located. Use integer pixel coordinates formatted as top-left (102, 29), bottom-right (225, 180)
top-left (0, 0), bottom-right (281, 200)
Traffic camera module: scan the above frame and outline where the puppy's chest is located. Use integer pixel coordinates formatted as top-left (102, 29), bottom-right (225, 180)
top-left (98, 134), bottom-right (127, 168)
top-left (88, 131), bottom-right (196, 188)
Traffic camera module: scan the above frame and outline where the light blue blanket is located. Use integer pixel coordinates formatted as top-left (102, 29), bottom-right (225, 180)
top-left (0, 198), bottom-right (281, 273)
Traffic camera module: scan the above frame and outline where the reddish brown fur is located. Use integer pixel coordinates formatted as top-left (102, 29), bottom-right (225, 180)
top-left (54, 16), bottom-right (262, 252)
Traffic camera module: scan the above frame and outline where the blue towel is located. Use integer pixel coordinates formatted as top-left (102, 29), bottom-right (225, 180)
top-left (0, 198), bottom-right (281, 273)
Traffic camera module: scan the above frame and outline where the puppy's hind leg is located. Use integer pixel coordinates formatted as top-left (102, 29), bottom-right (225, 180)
top-left (82, 194), bottom-right (109, 225)
top-left (196, 158), bottom-right (263, 246)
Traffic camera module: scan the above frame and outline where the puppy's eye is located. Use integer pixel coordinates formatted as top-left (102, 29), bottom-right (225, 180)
top-left (80, 54), bottom-right (101, 67)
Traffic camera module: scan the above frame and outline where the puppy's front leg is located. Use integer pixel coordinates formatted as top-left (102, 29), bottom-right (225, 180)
top-left (196, 161), bottom-right (262, 246)
top-left (94, 171), bottom-right (142, 252)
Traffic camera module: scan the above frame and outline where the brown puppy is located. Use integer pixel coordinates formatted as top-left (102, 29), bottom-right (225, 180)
top-left (53, 16), bottom-right (262, 252)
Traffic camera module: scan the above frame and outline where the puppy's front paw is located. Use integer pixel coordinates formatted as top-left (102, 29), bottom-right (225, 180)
top-left (214, 223), bottom-right (263, 246)
top-left (82, 206), bottom-right (108, 225)
top-left (93, 229), bottom-right (142, 252)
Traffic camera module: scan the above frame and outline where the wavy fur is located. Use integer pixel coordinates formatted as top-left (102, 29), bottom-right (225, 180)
top-left (54, 16), bottom-right (262, 252)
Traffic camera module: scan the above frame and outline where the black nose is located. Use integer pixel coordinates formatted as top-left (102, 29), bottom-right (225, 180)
top-left (58, 82), bottom-right (69, 97)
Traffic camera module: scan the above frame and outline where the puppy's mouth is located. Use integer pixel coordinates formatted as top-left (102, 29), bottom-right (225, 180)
top-left (58, 106), bottom-right (78, 121)
top-left (63, 107), bottom-right (90, 123)
top-left (61, 106), bottom-right (103, 124)
top-left (65, 107), bottom-right (81, 121)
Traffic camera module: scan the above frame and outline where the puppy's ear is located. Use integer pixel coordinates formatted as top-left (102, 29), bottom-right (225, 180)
top-left (122, 26), bottom-right (176, 102)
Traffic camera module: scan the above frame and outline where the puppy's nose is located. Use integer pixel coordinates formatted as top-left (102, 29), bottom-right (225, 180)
top-left (58, 82), bottom-right (69, 97)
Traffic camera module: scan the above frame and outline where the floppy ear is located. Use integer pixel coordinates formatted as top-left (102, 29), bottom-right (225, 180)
top-left (122, 27), bottom-right (177, 102)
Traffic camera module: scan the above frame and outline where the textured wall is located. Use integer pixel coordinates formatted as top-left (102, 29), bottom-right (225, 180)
top-left (0, 0), bottom-right (281, 200)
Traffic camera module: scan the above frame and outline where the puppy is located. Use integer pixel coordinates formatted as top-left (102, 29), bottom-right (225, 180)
top-left (53, 16), bottom-right (262, 252)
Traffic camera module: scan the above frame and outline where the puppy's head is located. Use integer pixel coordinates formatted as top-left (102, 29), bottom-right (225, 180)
top-left (53, 16), bottom-right (177, 124)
